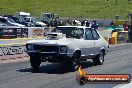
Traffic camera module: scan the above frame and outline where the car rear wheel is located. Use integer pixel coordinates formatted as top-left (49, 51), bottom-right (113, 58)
top-left (92, 51), bottom-right (104, 65)
top-left (30, 56), bottom-right (41, 70)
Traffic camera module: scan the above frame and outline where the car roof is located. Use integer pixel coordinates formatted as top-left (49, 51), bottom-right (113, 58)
top-left (0, 16), bottom-right (8, 19)
top-left (0, 16), bottom-right (4, 18)
top-left (57, 26), bottom-right (91, 29)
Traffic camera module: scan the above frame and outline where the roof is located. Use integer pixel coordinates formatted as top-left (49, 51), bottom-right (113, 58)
top-left (0, 16), bottom-right (8, 19)
top-left (16, 12), bottom-right (30, 16)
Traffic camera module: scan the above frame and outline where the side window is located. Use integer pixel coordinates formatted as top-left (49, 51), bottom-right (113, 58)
top-left (0, 18), bottom-right (4, 22)
top-left (0, 18), bottom-right (7, 23)
top-left (0, 18), bottom-right (1, 22)
top-left (85, 28), bottom-right (93, 40)
top-left (91, 29), bottom-right (100, 40)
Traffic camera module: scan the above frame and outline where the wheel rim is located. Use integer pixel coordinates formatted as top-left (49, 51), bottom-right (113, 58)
top-left (74, 53), bottom-right (80, 59)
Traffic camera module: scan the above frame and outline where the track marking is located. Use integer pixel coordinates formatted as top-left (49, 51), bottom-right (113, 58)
top-left (0, 57), bottom-right (29, 64)
top-left (0, 37), bottom-right (45, 40)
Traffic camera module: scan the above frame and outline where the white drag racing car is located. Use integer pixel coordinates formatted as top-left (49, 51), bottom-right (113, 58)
top-left (26, 26), bottom-right (109, 69)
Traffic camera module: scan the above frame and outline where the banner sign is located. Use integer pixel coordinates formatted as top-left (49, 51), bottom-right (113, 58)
top-left (0, 45), bottom-right (26, 56)
top-left (32, 27), bottom-right (49, 38)
top-left (0, 28), bottom-right (28, 38)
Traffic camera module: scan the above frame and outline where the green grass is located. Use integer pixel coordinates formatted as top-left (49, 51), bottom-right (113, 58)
top-left (0, 0), bottom-right (132, 19)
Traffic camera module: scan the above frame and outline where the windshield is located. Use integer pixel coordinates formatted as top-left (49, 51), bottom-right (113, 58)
top-left (34, 17), bottom-right (41, 22)
top-left (25, 18), bottom-right (32, 22)
top-left (7, 18), bottom-right (16, 23)
top-left (45, 14), bottom-right (51, 18)
top-left (51, 27), bottom-right (84, 39)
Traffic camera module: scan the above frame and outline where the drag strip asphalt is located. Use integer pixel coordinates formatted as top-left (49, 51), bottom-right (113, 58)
top-left (0, 43), bottom-right (132, 88)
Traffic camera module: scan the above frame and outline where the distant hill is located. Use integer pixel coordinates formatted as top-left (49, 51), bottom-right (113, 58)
top-left (0, 0), bottom-right (132, 19)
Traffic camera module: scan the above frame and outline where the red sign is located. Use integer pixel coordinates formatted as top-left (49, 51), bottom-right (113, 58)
top-left (32, 28), bottom-right (49, 37)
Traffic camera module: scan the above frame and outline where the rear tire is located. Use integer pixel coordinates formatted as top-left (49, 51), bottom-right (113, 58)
top-left (92, 51), bottom-right (104, 65)
top-left (30, 56), bottom-right (41, 70)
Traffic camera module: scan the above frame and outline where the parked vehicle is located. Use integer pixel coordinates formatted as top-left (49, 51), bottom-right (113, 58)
top-left (0, 22), bottom-right (8, 26)
top-left (33, 17), bottom-right (47, 27)
top-left (24, 17), bottom-right (46, 27)
top-left (41, 13), bottom-right (59, 26)
top-left (4, 15), bottom-right (26, 26)
top-left (41, 13), bottom-right (58, 22)
top-left (15, 12), bottom-right (30, 18)
top-left (26, 26), bottom-right (109, 70)
top-left (0, 16), bottom-right (25, 27)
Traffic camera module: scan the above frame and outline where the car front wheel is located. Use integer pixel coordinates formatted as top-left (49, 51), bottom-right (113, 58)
top-left (92, 51), bottom-right (104, 65)
top-left (72, 51), bottom-right (81, 65)
top-left (30, 56), bottom-right (41, 70)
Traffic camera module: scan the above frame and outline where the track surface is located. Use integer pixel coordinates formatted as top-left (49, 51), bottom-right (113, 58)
top-left (0, 44), bottom-right (132, 88)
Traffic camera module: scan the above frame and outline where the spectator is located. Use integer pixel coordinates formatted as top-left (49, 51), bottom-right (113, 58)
top-left (123, 20), bottom-right (129, 31)
top-left (50, 20), bottom-right (53, 27)
top-left (59, 19), bottom-right (63, 26)
top-left (110, 21), bottom-right (115, 27)
top-left (67, 19), bottom-right (72, 25)
top-left (73, 19), bottom-right (76, 26)
top-left (81, 20), bottom-right (85, 26)
top-left (86, 20), bottom-right (90, 27)
top-left (53, 18), bottom-right (58, 27)
top-left (91, 20), bottom-right (98, 29)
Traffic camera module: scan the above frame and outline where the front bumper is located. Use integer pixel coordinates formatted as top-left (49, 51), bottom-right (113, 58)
top-left (26, 51), bottom-right (71, 62)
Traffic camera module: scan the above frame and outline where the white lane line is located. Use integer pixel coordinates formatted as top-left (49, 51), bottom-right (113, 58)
top-left (113, 79), bottom-right (132, 88)
top-left (16, 66), bottom-right (31, 71)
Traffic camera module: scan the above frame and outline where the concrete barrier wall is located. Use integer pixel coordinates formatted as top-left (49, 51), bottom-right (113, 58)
top-left (0, 44), bottom-right (29, 62)
top-left (0, 37), bottom-right (45, 62)
top-left (0, 37), bottom-right (45, 45)
top-left (0, 45), bottom-right (26, 56)
top-left (111, 31), bottom-right (129, 44)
